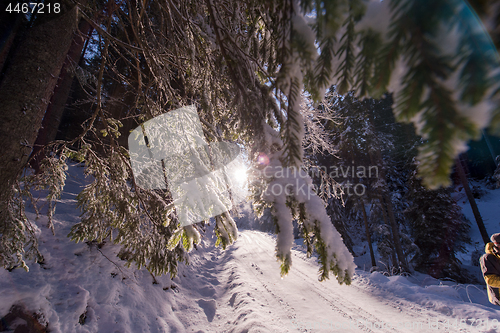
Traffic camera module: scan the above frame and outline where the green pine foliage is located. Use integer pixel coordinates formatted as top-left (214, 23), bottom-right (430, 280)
top-left (0, 183), bottom-right (42, 271)
top-left (67, 145), bottom-right (193, 277)
top-left (335, 1), bottom-right (366, 95)
top-left (0, 152), bottom-right (68, 271)
top-left (372, 0), bottom-right (499, 188)
top-left (355, 29), bottom-right (381, 98)
top-left (405, 167), bottom-right (471, 282)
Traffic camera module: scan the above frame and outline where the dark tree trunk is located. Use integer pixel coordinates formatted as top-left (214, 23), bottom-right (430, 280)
top-left (30, 18), bottom-right (93, 172)
top-left (0, 11), bottom-right (25, 76)
top-left (383, 193), bottom-right (409, 271)
top-left (455, 156), bottom-right (489, 245)
top-left (360, 199), bottom-right (376, 268)
top-left (0, 1), bottom-right (80, 194)
top-left (370, 148), bottom-right (408, 271)
top-left (379, 197), bottom-right (398, 267)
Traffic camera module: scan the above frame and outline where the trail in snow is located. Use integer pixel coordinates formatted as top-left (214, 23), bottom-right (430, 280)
top-left (178, 230), bottom-right (499, 333)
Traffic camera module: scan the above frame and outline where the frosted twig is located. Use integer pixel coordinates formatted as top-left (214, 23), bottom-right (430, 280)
top-left (96, 247), bottom-right (134, 283)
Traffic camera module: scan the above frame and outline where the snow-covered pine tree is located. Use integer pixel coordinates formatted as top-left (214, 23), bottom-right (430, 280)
top-left (405, 165), bottom-right (471, 282)
top-left (314, 89), bottom-right (417, 272)
top-left (1, 0), bottom-right (499, 283)
top-left (315, 90), bottom-right (390, 266)
top-left (367, 96), bottom-right (420, 273)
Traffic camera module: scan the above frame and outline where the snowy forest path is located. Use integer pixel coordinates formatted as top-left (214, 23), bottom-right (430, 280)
top-left (184, 230), bottom-right (470, 333)
top-left (2, 163), bottom-right (496, 333)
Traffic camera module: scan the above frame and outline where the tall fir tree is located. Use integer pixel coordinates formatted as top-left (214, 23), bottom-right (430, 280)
top-left (405, 166), bottom-right (471, 282)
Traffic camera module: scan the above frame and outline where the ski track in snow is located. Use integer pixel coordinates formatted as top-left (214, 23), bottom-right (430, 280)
top-left (184, 230), bottom-right (471, 333)
top-left (174, 228), bottom-right (499, 333)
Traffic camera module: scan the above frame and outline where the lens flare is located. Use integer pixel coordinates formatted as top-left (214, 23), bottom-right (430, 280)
top-left (257, 153), bottom-right (270, 166)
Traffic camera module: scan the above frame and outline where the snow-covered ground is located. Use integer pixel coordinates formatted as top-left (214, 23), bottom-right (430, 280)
top-left (1, 164), bottom-right (500, 333)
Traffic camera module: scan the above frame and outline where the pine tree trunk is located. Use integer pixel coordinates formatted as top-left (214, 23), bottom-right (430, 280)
top-left (0, 1), bottom-right (80, 194)
top-left (360, 199), bottom-right (376, 267)
top-left (30, 17), bottom-right (93, 172)
top-left (0, 12), bottom-right (25, 75)
top-left (455, 156), bottom-right (490, 244)
top-left (383, 193), bottom-right (409, 271)
top-left (370, 149), bottom-right (407, 271)
top-left (379, 197), bottom-right (398, 267)
top-left (331, 216), bottom-right (354, 254)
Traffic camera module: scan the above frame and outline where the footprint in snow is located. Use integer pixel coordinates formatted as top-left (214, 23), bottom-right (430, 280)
top-left (198, 299), bottom-right (216, 322)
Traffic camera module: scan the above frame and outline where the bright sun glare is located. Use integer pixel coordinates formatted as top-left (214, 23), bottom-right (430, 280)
top-left (233, 166), bottom-right (248, 184)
